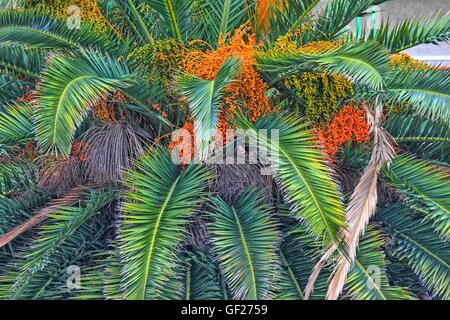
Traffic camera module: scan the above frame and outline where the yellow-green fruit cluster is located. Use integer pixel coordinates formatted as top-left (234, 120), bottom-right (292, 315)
top-left (285, 73), bottom-right (353, 124)
top-left (270, 36), bottom-right (353, 124)
top-left (129, 39), bottom-right (186, 101)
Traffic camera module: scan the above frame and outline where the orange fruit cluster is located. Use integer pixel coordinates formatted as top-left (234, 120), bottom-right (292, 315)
top-left (389, 53), bottom-right (430, 72)
top-left (255, 0), bottom-right (286, 33)
top-left (151, 103), bottom-right (167, 119)
top-left (181, 27), bottom-right (270, 134)
top-left (315, 105), bottom-right (370, 162)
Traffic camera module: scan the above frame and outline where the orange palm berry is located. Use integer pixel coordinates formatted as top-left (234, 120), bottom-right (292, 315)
top-left (180, 26), bottom-right (270, 135)
top-left (315, 105), bottom-right (370, 162)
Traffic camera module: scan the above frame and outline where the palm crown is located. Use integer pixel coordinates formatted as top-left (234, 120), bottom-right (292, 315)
top-left (0, 0), bottom-right (449, 300)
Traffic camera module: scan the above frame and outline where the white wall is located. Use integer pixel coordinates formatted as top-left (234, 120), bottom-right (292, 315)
top-left (358, 0), bottom-right (450, 66)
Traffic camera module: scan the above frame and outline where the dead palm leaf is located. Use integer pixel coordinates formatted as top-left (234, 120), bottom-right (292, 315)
top-left (0, 185), bottom-right (91, 248)
top-left (305, 101), bottom-right (396, 300)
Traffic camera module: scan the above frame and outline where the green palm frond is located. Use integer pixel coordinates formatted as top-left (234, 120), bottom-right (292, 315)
top-left (276, 0), bottom-right (320, 36)
top-left (385, 112), bottom-right (450, 144)
top-left (0, 189), bottom-right (116, 300)
top-left (258, 41), bottom-right (389, 90)
top-left (380, 205), bottom-right (450, 299)
top-left (182, 249), bottom-right (227, 300)
top-left (0, 160), bottom-right (37, 196)
top-left (165, 248), bottom-right (226, 300)
top-left (208, 188), bottom-right (280, 300)
top-left (236, 113), bottom-right (346, 247)
top-left (383, 156), bottom-right (450, 239)
top-left (365, 11), bottom-right (450, 53)
top-left (384, 67), bottom-right (450, 123)
top-left (386, 257), bottom-right (429, 298)
top-left (0, 102), bottom-right (34, 149)
top-left (0, 190), bottom-right (46, 270)
top-left (0, 46), bottom-right (43, 81)
top-left (384, 112), bottom-right (450, 164)
top-left (120, 147), bottom-right (208, 300)
top-left (74, 247), bottom-right (123, 300)
top-left (197, 0), bottom-right (250, 44)
top-left (0, 76), bottom-right (25, 105)
top-left (345, 228), bottom-right (413, 300)
top-left (35, 50), bottom-right (139, 156)
top-left (178, 57), bottom-right (240, 159)
top-left (0, 10), bottom-right (117, 51)
top-left (312, 0), bottom-right (375, 40)
top-left (113, 0), bottom-right (154, 45)
top-left (143, 0), bottom-right (194, 41)
top-left (277, 223), bottom-right (329, 300)
top-left (0, 190), bottom-right (45, 237)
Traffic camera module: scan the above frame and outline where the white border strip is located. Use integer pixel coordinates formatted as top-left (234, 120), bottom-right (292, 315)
top-left (410, 55), bottom-right (450, 61)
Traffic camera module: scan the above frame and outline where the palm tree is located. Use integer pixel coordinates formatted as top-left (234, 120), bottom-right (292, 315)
top-left (0, 0), bottom-right (449, 300)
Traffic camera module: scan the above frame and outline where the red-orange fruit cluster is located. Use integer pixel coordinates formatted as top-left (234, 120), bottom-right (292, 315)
top-left (18, 92), bottom-right (34, 104)
top-left (181, 27), bottom-right (270, 134)
top-left (315, 105), bottom-right (370, 161)
top-left (255, 0), bottom-right (286, 33)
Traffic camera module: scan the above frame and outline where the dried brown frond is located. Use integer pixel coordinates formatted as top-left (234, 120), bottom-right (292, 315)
top-left (37, 156), bottom-right (83, 196)
top-left (0, 186), bottom-right (87, 248)
top-left (210, 164), bottom-right (273, 203)
top-left (326, 106), bottom-right (396, 300)
top-left (80, 122), bottom-right (150, 183)
top-left (305, 101), bottom-right (397, 300)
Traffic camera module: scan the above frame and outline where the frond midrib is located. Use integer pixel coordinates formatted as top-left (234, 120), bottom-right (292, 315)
top-left (231, 206), bottom-right (257, 299)
top-left (280, 251), bottom-right (304, 299)
top-left (140, 175), bottom-right (181, 299)
top-left (0, 59), bottom-right (40, 79)
top-left (0, 26), bottom-right (78, 48)
top-left (352, 257), bottom-right (387, 300)
top-left (277, 141), bottom-right (338, 243)
top-left (396, 230), bottom-right (450, 270)
top-left (51, 74), bottom-right (99, 149)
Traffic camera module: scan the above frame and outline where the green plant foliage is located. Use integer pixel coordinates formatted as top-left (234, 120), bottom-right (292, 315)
top-left (384, 67), bottom-right (450, 124)
top-left (236, 113), bottom-right (346, 247)
top-left (35, 50), bottom-right (139, 156)
top-left (258, 41), bottom-right (389, 90)
top-left (383, 156), bottom-right (450, 239)
top-left (277, 223), bottom-right (329, 300)
top-left (120, 147), bottom-right (208, 300)
top-left (345, 228), bottom-right (413, 300)
top-left (365, 11), bottom-right (450, 53)
top-left (0, 0), bottom-right (449, 301)
top-left (380, 205), bottom-right (450, 299)
top-left (130, 38), bottom-right (186, 100)
top-left (208, 188), bottom-right (279, 300)
top-left (0, 10), bottom-right (116, 51)
top-left (178, 57), bottom-right (240, 159)
top-left (0, 102), bottom-right (34, 149)
top-left (0, 189), bottom-right (117, 299)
